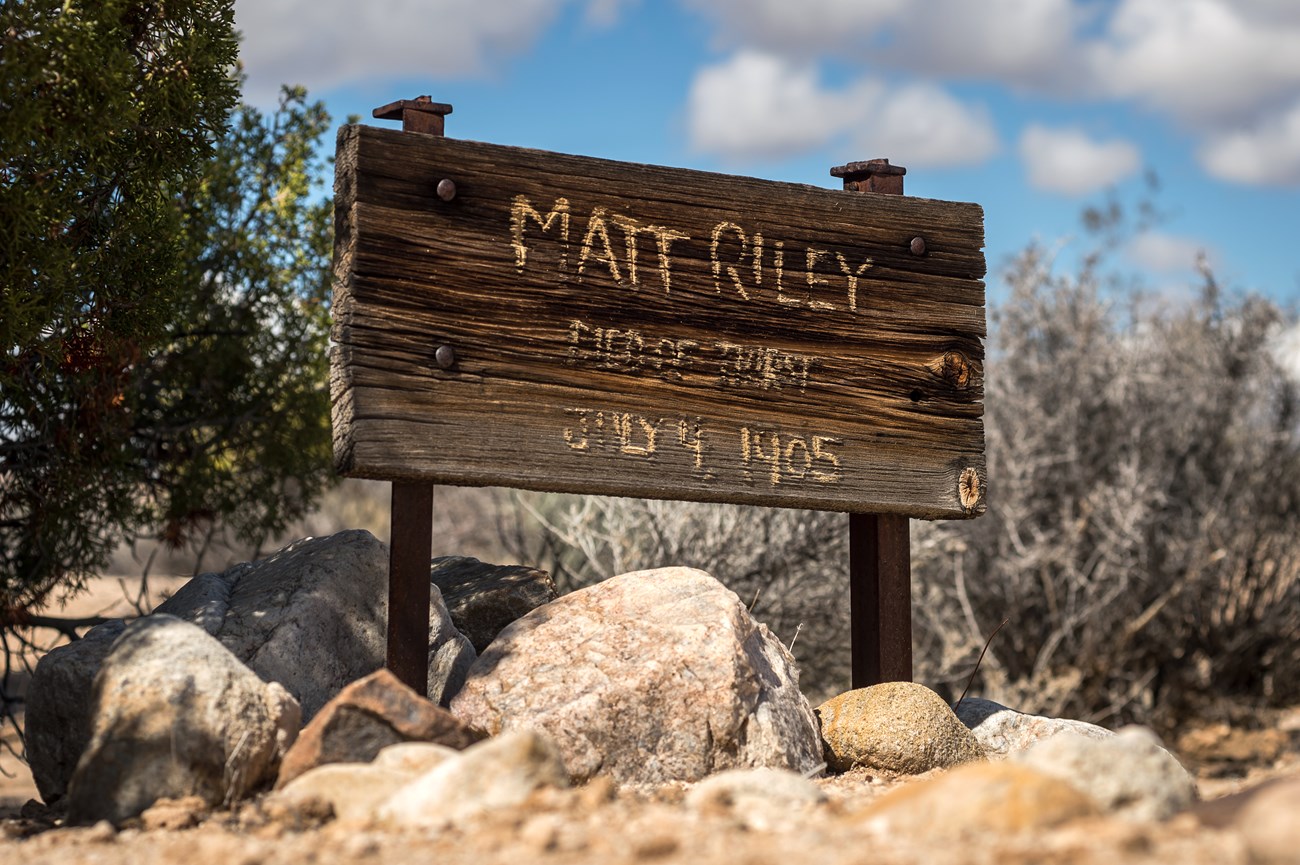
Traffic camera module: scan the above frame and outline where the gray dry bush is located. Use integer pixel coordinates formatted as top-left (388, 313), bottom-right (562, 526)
top-left (511, 244), bottom-right (1300, 727)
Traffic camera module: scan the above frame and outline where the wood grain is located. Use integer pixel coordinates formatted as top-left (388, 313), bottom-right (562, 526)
top-left (331, 124), bottom-right (987, 518)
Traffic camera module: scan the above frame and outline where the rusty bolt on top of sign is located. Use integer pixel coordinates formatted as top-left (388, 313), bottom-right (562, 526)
top-left (830, 158), bottom-right (906, 195)
top-left (434, 344), bottom-right (456, 370)
top-left (436, 179), bottom-right (457, 201)
top-left (910, 236), bottom-right (927, 256)
top-left (373, 96), bottom-right (453, 135)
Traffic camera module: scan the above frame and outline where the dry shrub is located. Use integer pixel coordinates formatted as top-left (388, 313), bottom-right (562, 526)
top-left (515, 244), bottom-right (1300, 726)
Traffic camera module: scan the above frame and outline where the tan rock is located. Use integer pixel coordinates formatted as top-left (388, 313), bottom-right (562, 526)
top-left (816, 682), bottom-right (986, 774)
top-left (686, 767), bottom-right (826, 831)
top-left (378, 729), bottom-right (569, 828)
top-left (853, 761), bottom-right (1101, 839)
top-left (275, 668), bottom-right (483, 788)
top-left (139, 796), bottom-right (208, 831)
top-left (372, 741), bottom-right (460, 775)
top-left (274, 763), bottom-right (414, 825)
top-left (1193, 776), bottom-right (1300, 865)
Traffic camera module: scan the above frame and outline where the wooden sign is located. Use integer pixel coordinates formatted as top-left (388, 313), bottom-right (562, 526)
top-left (332, 124), bottom-right (986, 519)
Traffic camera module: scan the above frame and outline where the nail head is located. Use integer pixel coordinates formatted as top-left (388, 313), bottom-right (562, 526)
top-left (435, 344), bottom-right (456, 369)
top-left (910, 236), bottom-right (927, 256)
top-left (436, 178), bottom-right (457, 202)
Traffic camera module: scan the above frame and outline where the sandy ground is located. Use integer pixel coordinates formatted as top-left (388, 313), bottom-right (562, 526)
top-left (4, 578), bottom-right (1299, 864)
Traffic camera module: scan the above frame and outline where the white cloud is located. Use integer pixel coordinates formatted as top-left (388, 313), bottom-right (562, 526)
top-left (1126, 232), bottom-right (1214, 274)
top-left (1019, 125), bottom-right (1141, 195)
top-left (687, 52), bottom-right (878, 161)
top-left (856, 83), bottom-right (1000, 168)
top-left (1086, 0), bottom-right (1300, 127)
top-left (682, 0), bottom-right (907, 58)
top-left (685, 0), bottom-right (1081, 86)
top-left (684, 0), bottom-right (1300, 188)
top-left (583, 0), bottom-right (636, 28)
top-left (687, 51), bottom-right (997, 166)
top-left (1198, 100), bottom-right (1300, 185)
top-left (233, 0), bottom-right (563, 104)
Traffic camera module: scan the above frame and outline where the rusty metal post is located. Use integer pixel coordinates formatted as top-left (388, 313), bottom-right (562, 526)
top-left (372, 96), bottom-right (453, 695)
top-left (387, 483), bottom-right (433, 693)
top-left (831, 158), bottom-right (914, 689)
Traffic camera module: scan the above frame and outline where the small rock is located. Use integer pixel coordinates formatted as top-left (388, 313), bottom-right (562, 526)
top-left (64, 616), bottom-right (301, 825)
top-left (1193, 776), bottom-right (1300, 864)
top-left (816, 682), bottom-right (986, 774)
top-left (274, 763), bottom-right (415, 825)
top-left (259, 793), bottom-right (336, 831)
top-left (84, 819), bottom-right (117, 843)
top-left (430, 556), bottom-right (557, 653)
top-left (372, 741), bottom-right (460, 775)
top-left (686, 767), bottom-right (826, 830)
top-left (1177, 722), bottom-right (1289, 767)
top-left (953, 697), bottom-right (1113, 758)
top-left (1014, 726), bottom-right (1196, 821)
top-left (853, 761), bottom-right (1100, 838)
top-left (140, 796), bottom-right (208, 831)
top-left (451, 567), bottom-right (823, 787)
top-left (378, 729), bottom-right (569, 828)
top-left (275, 668), bottom-right (483, 788)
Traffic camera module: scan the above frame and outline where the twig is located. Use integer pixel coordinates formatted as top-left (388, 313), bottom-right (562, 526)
top-left (955, 617), bottom-right (1009, 709)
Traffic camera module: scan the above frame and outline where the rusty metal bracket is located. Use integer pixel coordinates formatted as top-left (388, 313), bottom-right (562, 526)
top-left (373, 97), bottom-right (457, 696)
top-left (834, 157), bottom-right (914, 689)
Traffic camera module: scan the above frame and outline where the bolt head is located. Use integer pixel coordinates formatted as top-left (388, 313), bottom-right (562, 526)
top-left (436, 178), bottom-right (457, 202)
top-left (910, 236), bottom-right (927, 256)
top-left (434, 344), bottom-right (456, 369)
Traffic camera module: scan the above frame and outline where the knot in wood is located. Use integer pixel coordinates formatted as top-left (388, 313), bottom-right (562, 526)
top-left (958, 467), bottom-right (982, 513)
top-left (941, 351), bottom-right (972, 388)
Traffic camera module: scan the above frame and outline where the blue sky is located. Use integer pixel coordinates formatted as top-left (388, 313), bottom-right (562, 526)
top-left (232, 0), bottom-right (1300, 312)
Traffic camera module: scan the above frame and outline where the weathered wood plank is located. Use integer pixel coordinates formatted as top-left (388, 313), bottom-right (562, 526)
top-left (332, 124), bottom-right (987, 518)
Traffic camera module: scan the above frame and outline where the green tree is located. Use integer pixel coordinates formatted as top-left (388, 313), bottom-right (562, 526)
top-left (1, 1), bottom-right (336, 621)
top-left (1, 0), bottom-right (239, 613)
top-left (136, 88), bottom-right (336, 564)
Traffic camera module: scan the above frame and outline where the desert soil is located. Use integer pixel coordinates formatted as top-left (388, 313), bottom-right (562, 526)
top-left (3, 579), bottom-right (1299, 865)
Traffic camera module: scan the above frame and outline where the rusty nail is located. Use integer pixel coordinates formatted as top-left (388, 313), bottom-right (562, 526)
top-left (910, 236), bottom-right (927, 256)
top-left (435, 344), bottom-right (456, 369)
top-left (436, 179), bottom-right (457, 202)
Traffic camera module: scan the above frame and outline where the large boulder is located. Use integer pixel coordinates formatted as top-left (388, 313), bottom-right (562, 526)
top-left (276, 668), bottom-right (483, 788)
top-left (816, 683), bottom-right (986, 774)
top-left (450, 567), bottom-right (823, 787)
top-left (953, 697), bottom-right (1114, 758)
top-left (24, 620), bottom-right (125, 804)
top-left (64, 616), bottom-right (300, 825)
top-left (26, 530), bottom-right (475, 802)
top-left (209, 531), bottom-right (474, 716)
top-left (430, 556), bottom-right (557, 653)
